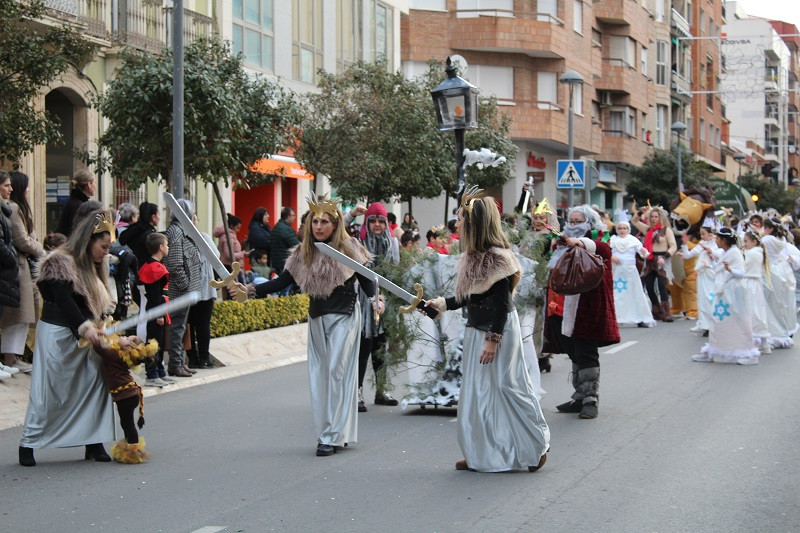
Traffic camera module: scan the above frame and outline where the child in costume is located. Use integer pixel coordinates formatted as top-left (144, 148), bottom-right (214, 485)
top-left (92, 335), bottom-right (159, 463)
top-left (742, 231), bottom-right (771, 353)
top-left (609, 221), bottom-right (655, 327)
top-left (138, 233), bottom-right (174, 387)
top-left (678, 226), bottom-right (720, 335)
top-left (761, 218), bottom-right (798, 348)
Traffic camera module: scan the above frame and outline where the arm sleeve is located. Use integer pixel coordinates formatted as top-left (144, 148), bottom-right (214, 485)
top-left (445, 296), bottom-right (465, 310)
top-left (164, 231), bottom-right (188, 292)
top-left (0, 234), bottom-right (16, 267)
top-left (631, 215), bottom-right (649, 235)
top-left (39, 278), bottom-right (92, 339)
top-left (489, 277), bottom-right (512, 335)
top-left (254, 269), bottom-right (295, 298)
top-left (665, 229), bottom-right (677, 257)
top-left (354, 272), bottom-right (376, 298)
top-left (10, 210), bottom-right (44, 259)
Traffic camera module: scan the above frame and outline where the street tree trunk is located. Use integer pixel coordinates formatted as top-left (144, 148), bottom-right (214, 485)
top-left (212, 181), bottom-right (237, 273)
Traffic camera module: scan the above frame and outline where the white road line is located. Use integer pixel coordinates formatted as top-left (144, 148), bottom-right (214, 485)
top-left (190, 527), bottom-right (227, 533)
top-left (602, 340), bottom-right (638, 355)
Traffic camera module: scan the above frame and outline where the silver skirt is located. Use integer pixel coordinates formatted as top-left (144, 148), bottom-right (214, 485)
top-left (307, 304), bottom-right (361, 446)
top-left (21, 322), bottom-right (116, 449)
top-left (457, 310), bottom-right (550, 472)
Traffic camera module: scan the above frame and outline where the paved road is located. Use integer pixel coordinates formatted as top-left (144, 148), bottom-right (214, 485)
top-left (1, 322), bottom-right (798, 532)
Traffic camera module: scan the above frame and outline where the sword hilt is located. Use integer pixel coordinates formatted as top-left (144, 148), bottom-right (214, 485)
top-left (209, 261), bottom-right (247, 303)
top-left (399, 283), bottom-right (441, 320)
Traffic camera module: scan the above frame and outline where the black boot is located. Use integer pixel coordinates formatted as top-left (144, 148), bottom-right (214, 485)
top-left (19, 446), bottom-right (35, 467)
top-left (557, 364), bottom-right (583, 413)
top-left (85, 443), bottom-right (111, 462)
top-left (199, 352), bottom-right (215, 368)
top-left (576, 367), bottom-right (600, 419)
top-left (186, 348), bottom-right (201, 369)
top-left (538, 354), bottom-right (552, 373)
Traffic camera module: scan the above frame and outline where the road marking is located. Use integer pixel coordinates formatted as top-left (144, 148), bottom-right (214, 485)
top-left (190, 527), bottom-right (227, 533)
top-left (602, 340), bottom-right (638, 355)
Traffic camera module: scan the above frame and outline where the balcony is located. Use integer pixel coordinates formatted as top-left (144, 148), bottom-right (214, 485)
top-left (671, 71), bottom-right (691, 101)
top-left (450, 8), bottom-right (568, 59)
top-left (595, 59), bottom-right (645, 96)
top-left (43, 0), bottom-right (79, 16)
top-left (598, 131), bottom-right (647, 165)
top-left (511, 102), bottom-right (595, 154)
top-left (594, 0), bottom-right (639, 25)
top-left (671, 7), bottom-right (690, 38)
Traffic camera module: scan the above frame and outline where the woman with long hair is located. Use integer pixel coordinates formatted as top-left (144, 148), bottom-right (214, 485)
top-left (0, 172), bottom-right (44, 374)
top-left (247, 207), bottom-right (271, 253)
top-left (424, 189), bottom-right (550, 472)
top-left (232, 194), bottom-right (376, 457)
top-left (632, 206), bottom-right (677, 322)
top-left (19, 210), bottom-right (116, 466)
top-left (760, 218), bottom-right (798, 348)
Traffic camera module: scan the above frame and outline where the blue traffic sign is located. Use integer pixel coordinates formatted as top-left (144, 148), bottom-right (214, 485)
top-left (557, 160), bottom-right (585, 189)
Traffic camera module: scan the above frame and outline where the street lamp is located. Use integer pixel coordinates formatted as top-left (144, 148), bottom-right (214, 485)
top-left (733, 152), bottom-right (747, 215)
top-left (560, 70), bottom-right (584, 208)
top-left (671, 121), bottom-right (687, 193)
top-left (431, 57), bottom-right (479, 210)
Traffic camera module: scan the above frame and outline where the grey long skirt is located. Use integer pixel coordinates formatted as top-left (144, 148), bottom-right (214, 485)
top-left (457, 310), bottom-right (550, 472)
top-left (307, 305), bottom-right (361, 447)
top-left (21, 322), bottom-right (116, 449)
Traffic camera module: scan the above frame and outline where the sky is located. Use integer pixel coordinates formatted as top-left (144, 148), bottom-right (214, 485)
top-left (733, 0), bottom-right (800, 29)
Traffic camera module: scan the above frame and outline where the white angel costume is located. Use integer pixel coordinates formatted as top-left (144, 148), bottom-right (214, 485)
top-left (609, 234), bottom-right (655, 326)
top-left (681, 239), bottom-right (721, 332)
top-left (761, 235), bottom-right (798, 348)
top-left (742, 246), bottom-right (771, 350)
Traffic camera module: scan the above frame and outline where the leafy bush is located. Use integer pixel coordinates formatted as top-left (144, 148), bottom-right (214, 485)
top-left (209, 294), bottom-right (309, 338)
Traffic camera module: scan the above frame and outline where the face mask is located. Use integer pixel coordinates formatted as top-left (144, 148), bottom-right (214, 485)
top-left (564, 222), bottom-right (590, 238)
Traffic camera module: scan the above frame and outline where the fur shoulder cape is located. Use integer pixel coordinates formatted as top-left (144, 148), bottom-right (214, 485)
top-left (284, 237), bottom-right (371, 298)
top-left (38, 250), bottom-right (108, 319)
top-left (455, 247), bottom-right (522, 301)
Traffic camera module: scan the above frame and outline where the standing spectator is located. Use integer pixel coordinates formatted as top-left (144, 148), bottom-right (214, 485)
top-left (401, 213), bottom-right (418, 233)
top-left (187, 214), bottom-right (218, 369)
top-left (213, 213), bottom-right (246, 269)
top-left (55, 169), bottom-right (95, 237)
top-left (550, 205), bottom-right (620, 420)
top-left (270, 207), bottom-right (300, 274)
top-left (400, 230), bottom-right (420, 253)
top-left (0, 171), bottom-right (21, 380)
top-left (248, 207), bottom-right (271, 252)
top-left (1, 172), bottom-right (44, 374)
top-left (115, 203), bottom-right (138, 236)
top-left (163, 198), bottom-right (202, 378)
top-left (425, 226), bottom-right (449, 254)
top-left (138, 232), bottom-right (174, 387)
top-left (119, 202), bottom-right (160, 270)
top-left (386, 212), bottom-right (403, 240)
top-left (19, 211), bottom-right (116, 467)
top-left (43, 233), bottom-right (67, 251)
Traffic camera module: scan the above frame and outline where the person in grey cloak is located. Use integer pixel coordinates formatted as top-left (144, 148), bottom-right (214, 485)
top-left (19, 210), bottom-right (117, 466)
top-left (232, 194), bottom-right (377, 457)
top-left (425, 189), bottom-right (550, 472)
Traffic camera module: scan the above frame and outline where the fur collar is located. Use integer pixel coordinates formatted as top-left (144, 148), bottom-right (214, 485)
top-left (455, 247), bottom-right (522, 301)
top-left (37, 250), bottom-right (109, 319)
top-left (284, 237), bottom-right (370, 297)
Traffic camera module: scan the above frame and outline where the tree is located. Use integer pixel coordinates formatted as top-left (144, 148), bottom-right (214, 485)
top-left (294, 59), bottom-right (516, 217)
top-left (740, 172), bottom-right (795, 213)
top-left (0, 0), bottom-right (94, 166)
top-left (625, 148), bottom-right (712, 207)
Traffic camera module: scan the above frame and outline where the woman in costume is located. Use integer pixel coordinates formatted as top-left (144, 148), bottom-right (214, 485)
top-left (19, 210), bottom-right (117, 466)
top-left (530, 198), bottom-right (559, 372)
top-left (233, 194), bottom-right (376, 457)
top-left (425, 188), bottom-right (550, 473)
top-left (609, 221), bottom-right (654, 327)
top-left (678, 226), bottom-right (720, 336)
top-left (760, 218), bottom-right (798, 348)
top-left (741, 231), bottom-right (771, 353)
top-left (691, 228), bottom-right (759, 365)
top-left (632, 206), bottom-right (677, 322)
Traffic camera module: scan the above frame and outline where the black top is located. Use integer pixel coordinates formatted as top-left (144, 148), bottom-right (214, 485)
top-left (141, 258), bottom-right (168, 310)
top-left (248, 220), bottom-right (271, 252)
top-left (38, 278), bottom-right (94, 339)
top-left (118, 222), bottom-right (156, 275)
top-left (445, 276), bottom-right (514, 335)
top-left (55, 188), bottom-right (89, 237)
top-left (0, 202), bottom-right (20, 308)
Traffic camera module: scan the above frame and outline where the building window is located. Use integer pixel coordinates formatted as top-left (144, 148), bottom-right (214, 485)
top-left (410, 0), bottom-right (446, 9)
top-left (573, 83), bottom-right (583, 115)
top-left (471, 65), bottom-right (514, 101)
top-left (537, 0), bottom-right (558, 22)
top-left (608, 36), bottom-right (635, 68)
top-left (641, 46), bottom-right (648, 75)
top-left (656, 40), bottom-right (668, 85)
top-left (337, 0), bottom-right (362, 73)
top-left (656, 105), bottom-right (667, 148)
top-left (700, 118), bottom-right (706, 141)
top-left (573, 0), bottom-right (582, 34)
top-left (654, 0), bottom-right (664, 22)
top-left (368, 1), bottom-right (394, 69)
top-left (699, 9), bottom-right (705, 33)
top-left (607, 106), bottom-right (636, 137)
top-left (232, 0), bottom-right (274, 71)
top-left (293, 0), bottom-right (323, 84)
top-left (537, 71), bottom-right (557, 110)
top-left (591, 28), bottom-right (602, 48)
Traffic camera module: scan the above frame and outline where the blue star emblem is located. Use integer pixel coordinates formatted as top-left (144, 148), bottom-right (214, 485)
top-left (713, 299), bottom-right (731, 321)
top-left (614, 277), bottom-right (628, 294)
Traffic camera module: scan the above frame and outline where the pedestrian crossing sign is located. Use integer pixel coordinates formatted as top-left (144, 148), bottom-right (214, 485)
top-left (556, 160), bottom-right (585, 189)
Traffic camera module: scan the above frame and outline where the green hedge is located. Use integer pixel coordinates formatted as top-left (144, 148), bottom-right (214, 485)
top-left (209, 294), bottom-right (310, 338)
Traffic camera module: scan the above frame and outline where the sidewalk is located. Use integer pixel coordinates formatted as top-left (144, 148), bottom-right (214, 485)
top-left (0, 323), bottom-right (308, 432)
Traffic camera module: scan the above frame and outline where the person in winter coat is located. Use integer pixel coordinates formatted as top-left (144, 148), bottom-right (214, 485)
top-left (213, 213), bottom-right (247, 269)
top-left (248, 207), bottom-right (271, 253)
top-left (270, 207), bottom-right (300, 274)
top-left (0, 172), bottom-right (21, 380)
top-left (55, 169), bottom-right (95, 237)
top-left (118, 202), bottom-right (160, 271)
top-left (0, 172), bottom-right (44, 374)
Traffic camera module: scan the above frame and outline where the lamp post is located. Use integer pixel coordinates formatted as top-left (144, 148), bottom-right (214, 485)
top-left (560, 70), bottom-right (584, 208)
top-left (733, 152), bottom-right (746, 215)
top-left (431, 57), bottom-right (479, 214)
top-left (671, 121), bottom-right (687, 192)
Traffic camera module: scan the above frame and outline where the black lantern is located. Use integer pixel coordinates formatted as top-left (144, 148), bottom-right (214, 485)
top-left (431, 57), bottom-right (479, 131)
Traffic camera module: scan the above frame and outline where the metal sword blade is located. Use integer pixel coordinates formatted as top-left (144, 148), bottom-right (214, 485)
top-left (163, 192), bottom-right (230, 281)
top-left (313, 242), bottom-right (416, 303)
top-left (105, 291), bottom-right (201, 336)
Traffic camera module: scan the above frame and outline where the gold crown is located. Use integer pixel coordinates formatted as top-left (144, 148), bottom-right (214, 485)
top-left (307, 193), bottom-right (341, 220)
top-left (461, 185), bottom-right (486, 214)
top-left (533, 197), bottom-right (554, 216)
top-left (92, 211), bottom-right (116, 242)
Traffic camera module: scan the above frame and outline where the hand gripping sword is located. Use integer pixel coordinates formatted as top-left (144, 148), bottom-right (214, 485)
top-left (314, 242), bottom-right (441, 319)
top-left (163, 192), bottom-right (247, 303)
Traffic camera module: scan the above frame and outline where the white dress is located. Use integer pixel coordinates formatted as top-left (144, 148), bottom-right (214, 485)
top-left (700, 247), bottom-right (759, 363)
top-left (609, 235), bottom-right (655, 326)
top-left (762, 235), bottom-right (798, 348)
top-left (742, 246), bottom-right (770, 348)
top-left (682, 240), bottom-right (721, 331)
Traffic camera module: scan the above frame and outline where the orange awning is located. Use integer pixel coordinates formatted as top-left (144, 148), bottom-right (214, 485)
top-left (249, 156), bottom-right (313, 180)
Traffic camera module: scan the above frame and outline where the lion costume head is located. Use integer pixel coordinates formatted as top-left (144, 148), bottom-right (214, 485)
top-left (668, 187), bottom-right (715, 236)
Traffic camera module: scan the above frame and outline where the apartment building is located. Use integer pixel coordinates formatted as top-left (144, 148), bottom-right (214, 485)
top-left (770, 20), bottom-right (800, 185)
top-left (722, 2), bottom-right (792, 187)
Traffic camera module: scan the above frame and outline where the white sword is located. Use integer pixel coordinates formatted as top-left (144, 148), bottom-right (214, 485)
top-left (104, 291), bottom-right (201, 336)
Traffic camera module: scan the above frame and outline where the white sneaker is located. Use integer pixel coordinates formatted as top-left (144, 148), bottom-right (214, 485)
top-left (144, 377), bottom-right (167, 387)
top-left (0, 363), bottom-right (20, 375)
top-left (12, 360), bottom-right (32, 373)
top-left (0, 368), bottom-right (11, 379)
top-left (160, 375), bottom-right (177, 384)
top-left (736, 357), bottom-right (759, 365)
top-left (689, 325), bottom-right (702, 332)
top-left (691, 353), bottom-right (714, 362)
